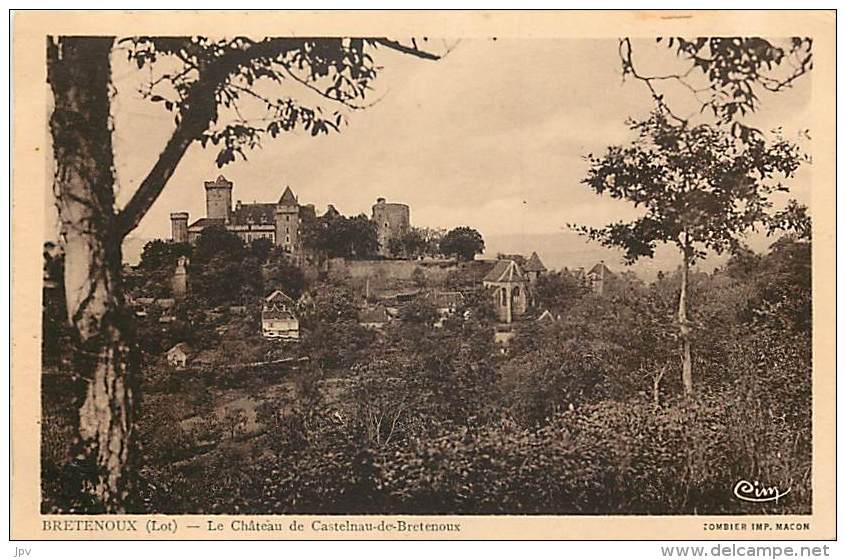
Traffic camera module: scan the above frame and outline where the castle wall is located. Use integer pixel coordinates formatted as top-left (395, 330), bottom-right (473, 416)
top-left (327, 258), bottom-right (457, 282)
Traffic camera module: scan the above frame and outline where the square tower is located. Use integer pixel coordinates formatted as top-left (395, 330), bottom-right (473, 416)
top-left (275, 186), bottom-right (300, 252)
top-left (204, 175), bottom-right (233, 223)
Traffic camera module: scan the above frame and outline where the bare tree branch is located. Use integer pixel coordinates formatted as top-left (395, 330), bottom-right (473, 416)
top-left (371, 38), bottom-right (442, 60)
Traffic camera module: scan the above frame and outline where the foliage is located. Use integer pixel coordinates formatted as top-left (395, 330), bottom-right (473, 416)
top-left (187, 226), bottom-right (261, 306)
top-left (620, 37), bottom-right (812, 133)
top-left (416, 227), bottom-right (447, 257)
top-left (264, 247), bottom-right (307, 300)
top-left (439, 226), bottom-right (485, 262)
top-left (133, 239), bottom-right (193, 299)
top-left (139, 239), bottom-right (193, 271)
top-left (411, 266), bottom-right (427, 288)
top-left (121, 37), bottom-right (440, 170)
top-left (300, 320), bottom-right (377, 372)
top-left (398, 298), bottom-right (440, 326)
top-left (300, 211), bottom-right (379, 259)
top-left (736, 237), bottom-right (811, 333)
top-left (42, 244), bottom-right (73, 367)
top-left (534, 269), bottom-right (589, 311)
top-left (389, 228), bottom-right (428, 258)
top-left (299, 283), bottom-right (360, 326)
top-left (42, 234), bottom-right (811, 515)
top-left (248, 237), bottom-right (274, 264)
top-left (578, 111), bottom-right (806, 264)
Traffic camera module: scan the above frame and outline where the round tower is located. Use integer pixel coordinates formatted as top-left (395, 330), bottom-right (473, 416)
top-left (170, 212), bottom-right (189, 243)
top-left (371, 197), bottom-right (410, 256)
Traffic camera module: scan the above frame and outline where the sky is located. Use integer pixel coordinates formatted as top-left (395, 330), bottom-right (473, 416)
top-left (47, 38), bottom-right (813, 276)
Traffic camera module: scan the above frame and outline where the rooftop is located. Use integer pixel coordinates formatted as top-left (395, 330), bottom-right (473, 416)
top-left (279, 186), bottom-right (298, 205)
top-left (232, 202), bottom-right (276, 226)
top-left (483, 260), bottom-right (527, 284)
top-left (588, 261), bottom-right (613, 277)
top-left (188, 217), bottom-right (225, 230)
top-left (524, 251), bottom-right (547, 272)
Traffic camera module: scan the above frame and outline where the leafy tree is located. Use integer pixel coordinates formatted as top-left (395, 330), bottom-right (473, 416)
top-left (387, 237), bottom-right (404, 258)
top-left (416, 226), bottom-right (446, 257)
top-left (411, 267), bottom-right (427, 288)
top-left (742, 236), bottom-right (811, 333)
top-left (47, 35), bottom-right (441, 510)
top-left (249, 237), bottom-right (274, 264)
top-left (396, 228), bottom-right (427, 258)
top-left (398, 298), bottom-right (439, 326)
top-left (534, 269), bottom-right (589, 311)
top-left (139, 239), bottom-right (191, 270)
top-left (192, 225), bottom-right (246, 263)
top-left (264, 248), bottom-right (307, 300)
top-left (577, 111), bottom-right (806, 395)
top-left (299, 283), bottom-right (360, 327)
top-left (620, 37), bottom-right (812, 133)
top-left (134, 239), bottom-right (193, 298)
top-left (345, 215), bottom-right (380, 258)
top-left (301, 212), bottom-right (379, 259)
top-left (187, 226), bottom-right (258, 306)
top-left (439, 226), bottom-right (485, 262)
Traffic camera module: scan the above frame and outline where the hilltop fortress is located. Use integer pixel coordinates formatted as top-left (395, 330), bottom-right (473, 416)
top-left (170, 175), bottom-right (410, 257)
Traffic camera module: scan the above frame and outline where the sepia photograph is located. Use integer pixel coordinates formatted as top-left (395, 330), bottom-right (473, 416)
top-left (11, 9), bottom-right (836, 541)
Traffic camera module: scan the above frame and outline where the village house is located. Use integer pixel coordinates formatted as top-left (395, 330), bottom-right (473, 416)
top-left (262, 290), bottom-right (300, 340)
top-left (537, 309), bottom-right (560, 323)
top-left (483, 259), bottom-right (530, 324)
top-left (166, 342), bottom-right (191, 369)
top-left (422, 290), bottom-right (465, 327)
top-left (586, 261), bottom-right (613, 295)
top-left (523, 252), bottom-right (547, 285)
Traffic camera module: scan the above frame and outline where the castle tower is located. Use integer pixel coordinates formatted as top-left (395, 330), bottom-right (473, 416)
top-left (172, 255), bottom-right (189, 299)
top-left (204, 175), bottom-right (233, 223)
top-left (372, 197), bottom-right (410, 257)
top-left (275, 186), bottom-right (299, 252)
top-left (170, 212), bottom-right (189, 243)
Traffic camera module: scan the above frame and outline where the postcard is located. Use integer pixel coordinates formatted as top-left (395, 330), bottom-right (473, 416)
top-left (11, 9), bottom-right (836, 540)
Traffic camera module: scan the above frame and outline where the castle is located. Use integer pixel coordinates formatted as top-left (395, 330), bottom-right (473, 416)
top-left (170, 175), bottom-right (313, 253)
top-left (170, 175), bottom-right (410, 257)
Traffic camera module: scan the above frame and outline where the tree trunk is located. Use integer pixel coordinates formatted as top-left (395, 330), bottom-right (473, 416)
top-left (678, 235), bottom-right (693, 396)
top-left (48, 36), bottom-right (137, 512)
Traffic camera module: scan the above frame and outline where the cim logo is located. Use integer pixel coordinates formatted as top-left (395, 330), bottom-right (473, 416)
top-left (733, 479), bottom-right (791, 503)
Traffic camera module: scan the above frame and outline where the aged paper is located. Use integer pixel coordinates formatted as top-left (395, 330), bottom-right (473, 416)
top-left (12, 10), bottom-right (836, 540)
